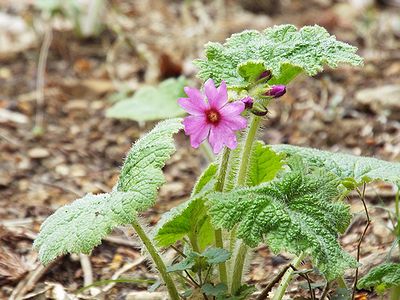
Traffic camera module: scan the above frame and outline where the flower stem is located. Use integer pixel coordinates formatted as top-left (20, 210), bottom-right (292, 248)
top-left (132, 221), bottom-right (180, 300)
top-left (236, 115), bottom-right (261, 186)
top-left (272, 253), bottom-right (306, 300)
top-left (231, 242), bottom-right (248, 295)
top-left (230, 115), bottom-right (261, 294)
top-left (214, 148), bottom-right (231, 284)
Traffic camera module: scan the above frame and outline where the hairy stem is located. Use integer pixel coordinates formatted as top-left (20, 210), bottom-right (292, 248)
top-left (189, 233), bottom-right (200, 253)
top-left (390, 285), bottom-right (400, 300)
top-left (395, 188), bottom-right (400, 239)
top-left (132, 221), bottom-right (180, 300)
top-left (337, 276), bottom-right (348, 289)
top-left (231, 242), bottom-right (248, 295)
top-left (230, 115), bottom-right (261, 293)
top-left (236, 115), bottom-right (261, 186)
top-left (271, 253), bottom-right (306, 300)
top-left (214, 148), bottom-right (231, 284)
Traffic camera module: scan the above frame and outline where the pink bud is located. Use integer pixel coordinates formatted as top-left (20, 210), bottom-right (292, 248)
top-left (258, 70), bottom-right (272, 81)
top-left (265, 85), bottom-right (286, 98)
top-left (241, 96), bottom-right (254, 109)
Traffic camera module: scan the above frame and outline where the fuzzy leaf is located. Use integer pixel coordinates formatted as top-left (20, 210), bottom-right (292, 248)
top-left (272, 144), bottom-right (400, 186)
top-left (201, 283), bottom-right (228, 297)
top-left (358, 263), bottom-right (400, 293)
top-left (154, 164), bottom-right (217, 248)
top-left (192, 163), bottom-right (218, 195)
top-left (202, 247), bottom-right (231, 264)
top-left (195, 25), bottom-right (363, 88)
top-left (207, 164), bottom-right (356, 280)
top-left (34, 119), bottom-right (183, 264)
top-left (106, 77), bottom-right (187, 122)
top-left (247, 141), bottom-right (285, 186)
top-left (167, 252), bottom-right (199, 272)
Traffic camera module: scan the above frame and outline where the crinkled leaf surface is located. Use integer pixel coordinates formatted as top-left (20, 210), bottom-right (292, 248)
top-left (195, 24), bottom-right (363, 88)
top-left (272, 144), bottom-right (400, 186)
top-left (207, 161), bottom-right (356, 280)
top-left (247, 141), bottom-right (285, 186)
top-left (106, 77), bottom-right (186, 122)
top-left (34, 119), bottom-right (183, 264)
top-left (154, 164), bottom-right (217, 249)
top-left (358, 263), bottom-right (400, 293)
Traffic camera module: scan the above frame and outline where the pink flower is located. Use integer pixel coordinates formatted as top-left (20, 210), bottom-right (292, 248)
top-left (178, 79), bottom-right (247, 154)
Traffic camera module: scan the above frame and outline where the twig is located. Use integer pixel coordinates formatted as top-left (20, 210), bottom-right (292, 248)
top-left (184, 270), bottom-right (201, 288)
top-left (176, 272), bottom-right (198, 288)
top-left (352, 183), bottom-right (370, 300)
top-left (290, 266), bottom-right (315, 300)
top-left (98, 257), bottom-right (146, 294)
top-left (171, 245), bottom-right (187, 258)
top-left (256, 264), bottom-right (291, 300)
top-left (10, 260), bottom-right (58, 300)
top-left (79, 254), bottom-right (99, 296)
top-left (34, 24), bottom-right (52, 135)
top-left (320, 281), bottom-right (331, 300)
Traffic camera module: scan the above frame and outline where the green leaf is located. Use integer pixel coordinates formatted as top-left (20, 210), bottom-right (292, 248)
top-left (192, 163), bottom-right (218, 196)
top-left (330, 288), bottom-right (352, 300)
top-left (202, 247), bottom-right (231, 264)
top-left (272, 144), bottom-right (400, 186)
top-left (167, 252), bottom-right (199, 273)
top-left (247, 141), bottom-right (285, 186)
top-left (207, 163), bottom-right (356, 280)
top-left (195, 24), bottom-right (363, 88)
top-left (106, 77), bottom-right (187, 122)
top-left (237, 61), bottom-right (266, 82)
top-left (154, 164), bottom-right (217, 249)
top-left (154, 197), bottom-right (211, 248)
top-left (358, 263), bottom-right (400, 294)
top-left (201, 283), bottom-right (228, 297)
top-left (34, 119), bottom-right (183, 264)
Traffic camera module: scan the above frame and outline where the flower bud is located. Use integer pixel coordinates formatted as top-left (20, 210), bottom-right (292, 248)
top-left (250, 102), bottom-right (268, 116)
top-left (241, 96), bottom-right (254, 109)
top-left (258, 70), bottom-right (272, 81)
top-left (265, 85), bottom-right (286, 98)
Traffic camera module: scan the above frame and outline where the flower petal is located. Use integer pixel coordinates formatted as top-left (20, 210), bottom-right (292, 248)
top-left (182, 116), bottom-right (210, 148)
top-left (220, 101), bottom-right (245, 116)
top-left (206, 79), bottom-right (227, 109)
top-left (208, 124), bottom-right (238, 154)
top-left (184, 86), bottom-right (203, 102)
top-left (221, 115), bottom-right (247, 131)
top-left (178, 97), bottom-right (206, 116)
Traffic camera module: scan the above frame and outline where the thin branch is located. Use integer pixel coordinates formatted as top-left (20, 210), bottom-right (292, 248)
top-left (352, 183), bottom-right (370, 300)
top-left (289, 266), bottom-right (315, 300)
top-left (79, 254), bottom-right (97, 296)
top-left (320, 282), bottom-right (331, 300)
top-left (34, 24), bottom-right (52, 135)
top-left (204, 265), bottom-right (213, 282)
top-left (184, 270), bottom-right (201, 288)
top-left (256, 264), bottom-right (291, 300)
top-left (176, 272), bottom-right (198, 288)
top-left (171, 245), bottom-right (187, 258)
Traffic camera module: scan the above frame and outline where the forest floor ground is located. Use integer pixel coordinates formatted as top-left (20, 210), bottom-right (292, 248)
top-left (1, 0), bottom-right (400, 299)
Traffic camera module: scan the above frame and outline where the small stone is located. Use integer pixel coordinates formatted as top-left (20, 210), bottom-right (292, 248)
top-left (28, 148), bottom-right (50, 159)
top-left (55, 164), bottom-right (69, 176)
top-left (355, 85), bottom-right (400, 119)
